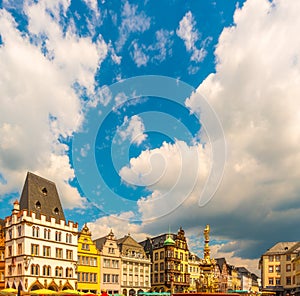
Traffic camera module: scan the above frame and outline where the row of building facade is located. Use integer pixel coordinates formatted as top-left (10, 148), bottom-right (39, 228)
top-left (0, 172), bottom-right (260, 295)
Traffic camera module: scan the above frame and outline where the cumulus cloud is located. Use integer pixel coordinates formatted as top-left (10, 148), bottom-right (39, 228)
top-left (130, 41), bottom-right (149, 67)
top-left (0, 0), bottom-right (108, 208)
top-left (93, 0), bottom-right (300, 272)
top-left (116, 1), bottom-right (151, 52)
top-left (130, 29), bottom-right (174, 67)
top-left (117, 115), bottom-right (147, 146)
top-left (176, 11), bottom-right (210, 62)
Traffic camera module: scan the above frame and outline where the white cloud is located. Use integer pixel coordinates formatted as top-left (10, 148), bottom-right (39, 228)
top-left (150, 29), bottom-right (174, 62)
top-left (130, 30), bottom-right (174, 67)
top-left (88, 211), bottom-right (147, 241)
top-left (176, 11), bottom-right (209, 62)
top-left (130, 41), bottom-right (149, 67)
top-left (116, 1), bottom-right (151, 52)
top-left (119, 140), bottom-right (210, 218)
top-left (117, 115), bottom-right (147, 146)
top-left (88, 0), bottom-right (300, 273)
top-left (0, 1), bottom-right (108, 208)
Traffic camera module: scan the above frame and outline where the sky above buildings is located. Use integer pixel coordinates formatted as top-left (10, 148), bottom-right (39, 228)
top-left (1, 0), bottom-right (300, 275)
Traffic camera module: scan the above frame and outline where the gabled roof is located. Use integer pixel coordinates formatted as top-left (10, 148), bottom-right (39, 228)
top-left (19, 172), bottom-right (65, 222)
top-left (117, 234), bottom-right (146, 253)
top-left (117, 234), bottom-right (141, 247)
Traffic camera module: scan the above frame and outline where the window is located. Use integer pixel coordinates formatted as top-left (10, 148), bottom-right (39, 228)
top-left (82, 243), bottom-right (90, 250)
top-left (31, 244), bottom-right (39, 256)
top-left (180, 253), bottom-right (183, 260)
top-left (66, 267), bottom-right (73, 278)
top-left (66, 250), bottom-right (73, 260)
top-left (103, 274), bottom-right (110, 283)
top-left (286, 254), bottom-right (291, 261)
top-left (286, 264), bottom-right (291, 272)
top-left (112, 274), bottom-right (119, 283)
top-left (8, 246), bottom-right (12, 257)
top-left (56, 248), bottom-right (63, 259)
top-left (17, 226), bottom-right (22, 236)
top-left (17, 243), bottom-right (22, 255)
top-left (286, 276), bottom-right (291, 285)
top-left (32, 226), bottom-right (39, 237)
top-left (8, 266), bottom-right (12, 276)
top-left (269, 255), bottom-right (274, 262)
top-left (160, 273), bottom-right (164, 282)
top-left (43, 229), bottom-right (51, 239)
top-left (275, 278), bottom-right (281, 285)
top-left (43, 265), bottom-right (51, 276)
top-left (268, 265), bottom-right (274, 273)
top-left (66, 233), bottom-right (72, 244)
top-left (55, 231), bottom-right (61, 242)
top-left (31, 264), bottom-right (40, 276)
top-left (104, 259), bottom-right (110, 267)
top-left (17, 263), bottom-right (22, 275)
top-left (154, 252), bottom-right (158, 260)
top-left (55, 266), bottom-right (63, 277)
top-left (112, 260), bottom-right (119, 268)
top-left (160, 262), bottom-right (164, 271)
top-left (90, 257), bottom-right (97, 266)
top-left (275, 265), bottom-right (281, 272)
top-left (108, 247), bottom-right (114, 253)
top-left (154, 263), bottom-right (158, 272)
top-left (43, 246), bottom-right (51, 257)
top-left (8, 229), bottom-right (12, 240)
top-left (275, 255), bottom-right (281, 261)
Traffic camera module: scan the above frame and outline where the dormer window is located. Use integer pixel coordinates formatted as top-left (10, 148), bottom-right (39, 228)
top-left (41, 187), bottom-right (48, 195)
top-left (35, 201), bottom-right (41, 209)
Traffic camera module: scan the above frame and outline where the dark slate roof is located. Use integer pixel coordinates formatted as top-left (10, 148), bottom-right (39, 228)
top-left (236, 266), bottom-right (251, 276)
top-left (19, 172), bottom-right (65, 222)
top-left (94, 236), bottom-right (107, 250)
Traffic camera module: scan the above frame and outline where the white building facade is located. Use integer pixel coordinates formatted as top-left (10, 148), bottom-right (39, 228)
top-left (4, 172), bottom-right (78, 292)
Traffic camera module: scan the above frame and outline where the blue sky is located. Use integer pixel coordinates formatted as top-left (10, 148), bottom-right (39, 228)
top-left (1, 0), bottom-right (300, 275)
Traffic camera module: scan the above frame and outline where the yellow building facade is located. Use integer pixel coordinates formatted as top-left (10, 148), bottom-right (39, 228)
top-left (259, 242), bottom-right (300, 295)
top-left (77, 225), bottom-right (101, 294)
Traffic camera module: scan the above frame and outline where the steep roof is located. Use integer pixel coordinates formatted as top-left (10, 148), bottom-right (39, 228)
top-left (216, 257), bottom-right (227, 270)
top-left (94, 230), bottom-right (116, 251)
top-left (19, 172), bottom-right (65, 222)
top-left (263, 242), bottom-right (299, 255)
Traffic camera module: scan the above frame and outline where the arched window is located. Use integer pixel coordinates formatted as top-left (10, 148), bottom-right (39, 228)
top-left (32, 226), bottom-right (35, 237)
top-left (48, 229), bottom-right (51, 239)
top-left (31, 264), bottom-right (39, 276)
top-left (36, 264), bottom-right (40, 275)
top-left (36, 227), bottom-right (39, 238)
top-left (55, 267), bottom-right (59, 277)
